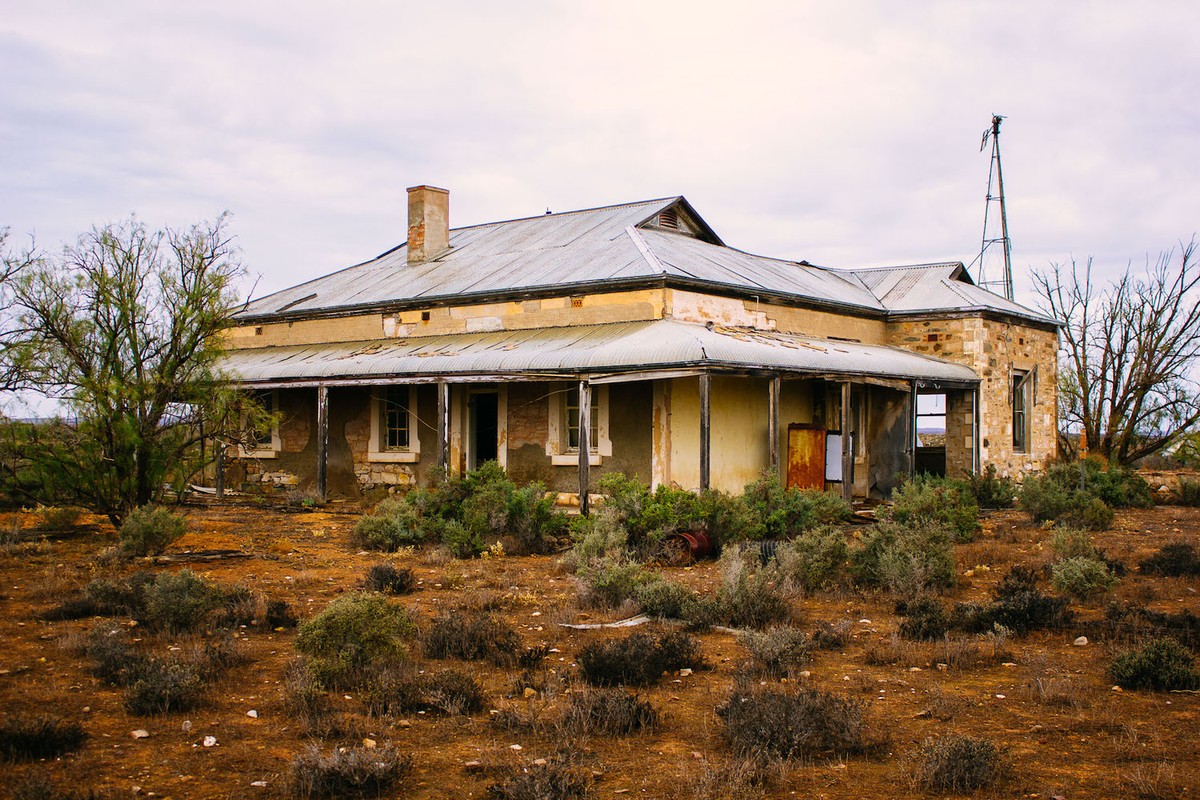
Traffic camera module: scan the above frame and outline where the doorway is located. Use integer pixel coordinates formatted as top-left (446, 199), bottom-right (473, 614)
top-left (468, 391), bottom-right (499, 470)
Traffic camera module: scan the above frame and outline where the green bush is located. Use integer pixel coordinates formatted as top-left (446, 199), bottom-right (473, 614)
top-left (295, 593), bottom-right (417, 688)
top-left (964, 465), bottom-right (1017, 509)
top-left (738, 626), bottom-right (810, 676)
top-left (351, 499), bottom-right (425, 552)
top-left (576, 559), bottom-right (656, 609)
top-left (717, 686), bottom-right (872, 761)
top-left (1109, 637), bottom-right (1199, 691)
top-left (596, 473), bottom-right (712, 552)
top-left (731, 471), bottom-right (851, 542)
top-left (123, 656), bottom-right (207, 715)
top-left (882, 475), bottom-right (979, 542)
top-left (1050, 526), bottom-right (1096, 560)
top-left (1051, 556), bottom-right (1119, 599)
top-left (140, 569), bottom-right (221, 633)
top-left (1020, 461), bottom-right (1150, 529)
top-left (914, 735), bottom-right (1007, 791)
top-left (35, 506), bottom-right (83, 532)
top-left (773, 526), bottom-right (849, 591)
top-left (1178, 478), bottom-right (1200, 507)
top-left (849, 519), bottom-right (955, 594)
top-left (950, 565), bottom-right (1073, 635)
top-left (118, 506), bottom-right (187, 556)
top-left (632, 579), bottom-right (700, 620)
top-left (439, 519), bottom-right (485, 558)
top-left (364, 563), bottom-right (416, 594)
top-left (714, 550), bottom-right (792, 629)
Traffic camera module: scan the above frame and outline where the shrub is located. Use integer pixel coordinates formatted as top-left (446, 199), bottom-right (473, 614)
top-left (1140, 542), bottom-right (1200, 576)
top-left (964, 465), bottom-right (1017, 509)
top-left (913, 735), bottom-right (1007, 791)
top-left (85, 624), bottom-right (141, 684)
top-left (1109, 638), bottom-right (1200, 691)
top-left (1020, 461), bottom-right (1150, 528)
top-left (949, 566), bottom-right (1073, 635)
top-left (714, 549), bottom-right (792, 629)
top-left (36, 506), bottom-right (82, 532)
top-left (82, 572), bottom-right (156, 617)
top-left (738, 627), bottom-right (810, 676)
top-left (1060, 495), bottom-right (1115, 531)
top-left (811, 619), bottom-right (853, 650)
top-left (898, 597), bottom-right (949, 641)
top-left (440, 519), bottom-right (485, 558)
top-left (140, 569), bottom-right (220, 633)
top-left (773, 526), bottom-right (848, 591)
top-left (364, 563), bottom-right (416, 594)
top-left (486, 757), bottom-right (592, 800)
top-left (1051, 556), bottom-right (1119, 599)
top-left (561, 689), bottom-right (658, 736)
top-left (267, 598), bottom-right (300, 629)
top-left (295, 593), bottom-right (417, 687)
top-left (882, 475), bottom-right (979, 542)
top-left (731, 471), bottom-right (851, 542)
top-left (118, 506), bottom-right (187, 556)
top-left (424, 612), bottom-right (522, 665)
top-left (287, 744), bottom-right (413, 799)
top-left (1050, 526), bottom-right (1096, 559)
top-left (578, 630), bottom-right (704, 687)
top-left (1104, 603), bottom-right (1200, 648)
top-left (849, 519), bottom-right (955, 594)
top-left (576, 559), bottom-right (656, 609)
top-left (11, 775), bottom-right (108, 800)
top-left (717, 686), bottom-right (871, 761)
top-left (1178, 478), bottom-right (1200, 507)
top-left (0, 717), bottom-right (86, 762)
top-left (123, 657), bottom-right (207, 714)
top-left (350, 503), bottom-right (424, 552)
top-left (282, 662), bottom-right (334, 732)
top-left (632, 579), bottom-right (700, 619)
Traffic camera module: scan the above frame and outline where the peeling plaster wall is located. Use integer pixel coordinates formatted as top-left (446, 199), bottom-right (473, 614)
top-left (666, 289), bottom-right (888, 343)
top-left (666, 376), bottom-right (772, 494)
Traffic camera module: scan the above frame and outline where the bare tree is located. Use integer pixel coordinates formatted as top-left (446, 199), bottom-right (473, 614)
top-left (0, 229), bottom-right (39, 393)
top-left (2, 214), bottom-right (263, 523)
top-left (1032, 240), bottom-right (1200, 465)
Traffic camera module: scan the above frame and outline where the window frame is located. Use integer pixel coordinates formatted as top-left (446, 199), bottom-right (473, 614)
top-left (368, 384), bottom-right (420, 463)
top-left (547, 383), bottom-right (611, 466)
top-left (1012, 369), bottom-right (1032, 453)
top-left (239, 389), bottom-right (280, 459)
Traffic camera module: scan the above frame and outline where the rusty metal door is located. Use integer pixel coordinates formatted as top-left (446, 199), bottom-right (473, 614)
top-left (786, 424), bottom-right (826, 490)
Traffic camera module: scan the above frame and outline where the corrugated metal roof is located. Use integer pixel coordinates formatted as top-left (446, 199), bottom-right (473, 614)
top-left (220, 319), bottom-right (978, 385)
top-left (236, 196), bottom-right (1053, 327)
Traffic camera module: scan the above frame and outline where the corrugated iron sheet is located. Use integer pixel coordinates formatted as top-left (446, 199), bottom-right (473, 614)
top-left (220, 319), bottom-right (978, 385)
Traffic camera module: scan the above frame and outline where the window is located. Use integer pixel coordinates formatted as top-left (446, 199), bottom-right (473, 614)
top-left (239, 390), bottom-right (279, 458)
top-left (565, 385), bottom-right (599, 452)
top-left (369, 385), bottom-right (420, 462)
top-left (547, 383), bottom-right (611, 465)
top-left (1012, 370), bottom-right (1032, 453)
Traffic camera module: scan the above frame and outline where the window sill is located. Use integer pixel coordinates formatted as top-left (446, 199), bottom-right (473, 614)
top-left (239, 449), bottom-right (278, 459)
top-left (368, 451), bottom-right (420, 463)
top-left (551, 453), bottom-right (601, 466)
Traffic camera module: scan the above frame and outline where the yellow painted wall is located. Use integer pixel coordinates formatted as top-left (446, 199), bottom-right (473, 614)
top-left (666, 289), bottom-right (888, 344)
top-left (225, 314), bottom-right (385, 349)
top-left (665, 376), bottom-right (774, 493)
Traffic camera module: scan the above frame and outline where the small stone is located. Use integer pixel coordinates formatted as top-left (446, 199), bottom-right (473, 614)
top-left (464, 761), bottom-right (483, 772)
top-left (131, 729), bottom-right (151, 740)
top-left (203, 735), bottom-right (218, 747)
top-left (523, 687), bottom-right (538, 699)
top-left (1074, 636), bottom-right (1089, 646)
top-left (678, 668), bottom-right (693, 677)
top-left (1112, 685), bottom-right (1123, 692)
top-left (362, 738), bottom-right (376, 749)
top-left (398, 719), bottom-right (413, 728)
top-left (995, 694), bottom-right (1006, 699)
top-left (533, 758), bottom-right (548, 766)
top-left (858, 619), bottom-right (872, 625)
top-left (250, 781), bottom-right (268, 788)
top-left (908, 667), bottom-right (922, 672)
top-left (798, 670), bottom-right (811, 678)
top-left (1002, 662), bottom-right (1018, 667)
top-left (691, 751), bottom-right (703, 759)
top-left (936, 663), bottom-right (948, 671)
top-left (246, 709), bottom-right (258, 718)
top-left (181, 720), bottom-right (192, 733)
top-left (509, 744), bottom-right (522, 751)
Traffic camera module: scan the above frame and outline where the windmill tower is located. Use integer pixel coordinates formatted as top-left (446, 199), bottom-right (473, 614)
top-left (976, 114), bottom-right (1014, 300)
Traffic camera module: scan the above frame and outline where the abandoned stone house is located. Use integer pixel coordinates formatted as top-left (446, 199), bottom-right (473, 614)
top-left (219, 186), bottom-right (1058, 506)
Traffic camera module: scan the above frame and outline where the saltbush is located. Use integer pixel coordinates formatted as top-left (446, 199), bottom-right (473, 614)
top-left (632, 579), bottom-right (700, 620)
top-left (898, 597), bottom-right (950, 641)
top-left (561, 689), bottom-right (658, 736)
top-left (950, 565), bottom-right (1072, 635)
top-left (1178, 478), bottom-right (1200, 507)
top-left (1109, 637), bottom-right (1199, 691)
top-left (118, 506), bottom-right (187, 556)
top-left (295, 592), bottom-right (417, 687)
top-left (717, 686), bottom-right (871, 761)
top-left (1140, 542), bottom-right (1200, 577)
top-left (715, 550), bottom-right (792, 629)
top-left (731, 471), bottom-right (851, 542)
top-left (738, 626), bottom-right (811, 676)
top-left (0, 717), bottom-right (86, 762)
top-left (773, 526), bottom-right (849, 591)
top-left (578, 630), bottom-right (704, 687)
top-left (364, 563), bottom-right (416, 594)
top-left (140, 569), bottom-right (221, 633)
top-left (123, 657), bottom-right (207, 715)
top-left (575, 559), bottom-right (657, 609)
top-left (849, 519), bottom-right (955, 594)
top-left (881, 475), bottom-right (979, 543)
top-left (1050, 526), bottom-right (1096, 560)
top-left (424, 611), bottom-right (522, 665)
top-left (964, 464), bottom-right (1017, 509)
top-left (287, 744), bottom-right (413, 799)
top-left (36, 506), bottom-right (83, 532)
top-left (1051, 556), bottom-right (1119, 599)
top-left (351, 499), bottom-right (424, 552)
top-left (1020, 461), bottom-right (1152, 529)
top-left (913, 735), bottom-right (1007, 792)
top-left (486, 757), bottom-right (592, 800)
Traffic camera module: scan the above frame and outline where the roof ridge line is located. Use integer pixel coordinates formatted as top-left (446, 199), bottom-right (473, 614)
top-left (451, 197), bottom-right (681, 233)
top-left (625, 225), bottom-right (668, 276)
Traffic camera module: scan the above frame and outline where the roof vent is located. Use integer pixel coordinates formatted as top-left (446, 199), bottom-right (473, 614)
top-left (658, 209), bottom-right (680, 230)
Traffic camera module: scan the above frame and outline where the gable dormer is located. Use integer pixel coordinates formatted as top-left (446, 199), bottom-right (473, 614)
top-left (636, 198), bottom-right (724, 245)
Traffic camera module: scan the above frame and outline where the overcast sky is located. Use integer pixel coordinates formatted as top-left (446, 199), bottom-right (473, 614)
top-left (3, 2), bottom-right (1198, 309)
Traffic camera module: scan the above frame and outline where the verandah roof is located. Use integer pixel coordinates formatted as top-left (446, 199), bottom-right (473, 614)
top-left (220, 319), bottom-right (978, 388)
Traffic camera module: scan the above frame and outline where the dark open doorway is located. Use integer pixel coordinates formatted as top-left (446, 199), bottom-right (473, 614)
top-left (469, 391), bottom-right (499, 469)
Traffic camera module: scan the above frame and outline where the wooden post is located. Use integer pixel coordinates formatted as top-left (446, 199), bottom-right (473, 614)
top-left (437, 380), bottom-right (450, 473)
top-left (699, 373), bottom-right (711, 490)
top-left (909, 381), bottom-right (918, 480)
top-left (840, 381), bottom-right (853, 502)
top-left (316, 384), bottom-right (329, 501)
top-left (578, 380), bottom-right (591, 516)
top-left (215, 442), bottom-right (225, 498)
top-left (972, 384), bottom-right (982, 475)
top-left (768, 375), bottom-right (781, 473)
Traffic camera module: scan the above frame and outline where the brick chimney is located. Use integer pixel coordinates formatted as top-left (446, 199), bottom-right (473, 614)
top-left (406, 185), bottom-right (450, 264)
